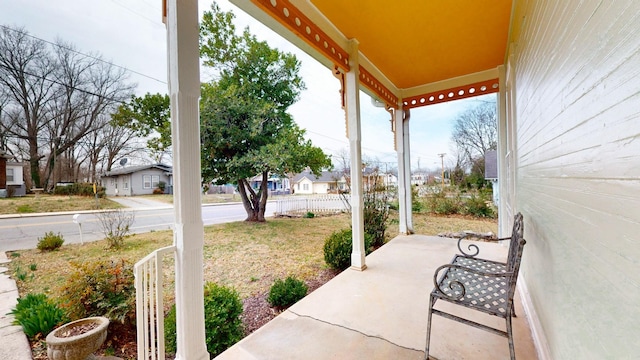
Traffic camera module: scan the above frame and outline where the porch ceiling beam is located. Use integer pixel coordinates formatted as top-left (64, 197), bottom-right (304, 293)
top-left (401, 68), bottom-right (499, 97)
top-left (232, 0), bottom-right (349, 71)
top-left (234, 0), bottom-right (402, 108)
top-left (248, 0), bottom-right (350, 71)
top-left (402, 77), bottom-right (500, 109)
top-left (358, 51), bottom-right (400, 108)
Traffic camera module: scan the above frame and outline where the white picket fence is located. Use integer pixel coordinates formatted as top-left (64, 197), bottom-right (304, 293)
top-left (134, 245), bottom-right (175, 360)
top-left (275, 194), bottom-right (350, 215)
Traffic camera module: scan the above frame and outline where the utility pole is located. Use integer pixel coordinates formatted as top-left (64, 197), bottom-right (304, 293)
top-left (438, 153), bottom-right (446, 189)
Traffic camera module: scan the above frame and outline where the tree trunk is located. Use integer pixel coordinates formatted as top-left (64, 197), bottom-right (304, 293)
top-left (237, 174), bottom-right (268, 222)
top-left (29, 147), bottom-right (42, 189)
top-left (257, 171), bottom-right (269, 222)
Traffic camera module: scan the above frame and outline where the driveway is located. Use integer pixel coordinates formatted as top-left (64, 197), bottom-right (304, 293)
top-left (107, 196), bottom-right (172, 209)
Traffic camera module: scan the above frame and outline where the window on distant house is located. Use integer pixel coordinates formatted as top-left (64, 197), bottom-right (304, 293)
top-left (123, 181), bottom-right (129, 190)
top-left (6, 168), bottom-right (14, 183)
top-left (143, 175), bottom-right (160, 189)
top-left (303, 183), bottom-right (309, 191)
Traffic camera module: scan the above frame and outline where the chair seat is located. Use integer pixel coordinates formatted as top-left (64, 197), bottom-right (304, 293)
top-left (426, 212), bottom-right (525, 360)
top-left (433, 255), bottom-right (510, 318)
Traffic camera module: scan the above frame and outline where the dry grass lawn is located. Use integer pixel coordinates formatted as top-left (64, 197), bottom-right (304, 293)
top-left (7, 212), bottom-right (497, 304)
top-left (0, 195), bottom-right (121, 215)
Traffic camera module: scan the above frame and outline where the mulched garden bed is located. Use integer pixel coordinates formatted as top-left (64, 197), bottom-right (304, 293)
top-left (30, 268), bottom-right (340, 359)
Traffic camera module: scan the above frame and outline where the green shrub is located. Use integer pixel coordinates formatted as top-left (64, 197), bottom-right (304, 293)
top-left (411, 186), bottom-right (424, 213)
top-left (303, 211), bottom-right (315, 218)
top-left (54, 183), bottom-right (105, 198)
top-left (426, 192), bottom-right (461, 215)
top-left (164, 305), bottom-right (178, 353)
top-left (363, 181), bottom-right (390, 248)
top-left (267, 276), bottom-right (308, 308)
top-left (59, 259), bottom-right (136, 324)
top-left (462, 194), bottom-right (496, 218)
top-left (10, 293), bottom-right (67, 339)
top-left (37, 231), bottom-right (64, 251)
top-left (165, 283), bottom-right (243, 357)
top-left (323, 229), bottom-right (373, 270)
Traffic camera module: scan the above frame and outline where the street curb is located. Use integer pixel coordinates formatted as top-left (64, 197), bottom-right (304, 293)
top-left (0, 206), bottom-right (171, 220)
top-left (0, 200), bottom-right (274, 219)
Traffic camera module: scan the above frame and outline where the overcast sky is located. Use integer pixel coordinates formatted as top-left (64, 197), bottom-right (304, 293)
top-left (0, 0), bottom-right (495, 171)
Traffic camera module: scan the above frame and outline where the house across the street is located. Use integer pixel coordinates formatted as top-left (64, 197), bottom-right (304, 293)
top-left (0, 150), bottom-right (26, 197)
top-left (293, 170), bottom-right (347, 194)
top-left (101, 163), bottom-right (172, 197)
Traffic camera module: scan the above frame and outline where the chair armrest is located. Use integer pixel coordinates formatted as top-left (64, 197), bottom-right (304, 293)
top-left (457, 235), bottom-right (480, 257)
top-left (456, 233), bottom-right (509, 257)
top-left (432, 263), bottom-right (513, 301)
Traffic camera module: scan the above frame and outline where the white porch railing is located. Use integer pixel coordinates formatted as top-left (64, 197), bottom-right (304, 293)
top-left (134, 245), bottom-right (176, 360)
top-left (275, 195), bottom-right (350, 215)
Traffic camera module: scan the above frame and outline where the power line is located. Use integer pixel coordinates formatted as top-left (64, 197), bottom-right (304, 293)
top-left (0, 24), bottom-right (167, 86)
top-left (109, 0), bottom-right (162, 26)
top-left (0, 63), bottom-right (129, 105)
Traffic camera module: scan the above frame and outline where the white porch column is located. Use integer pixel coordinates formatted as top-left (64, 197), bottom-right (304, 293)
top-left (167, 1), bottom-right (208, 359)
top-left (402, 110), bottom-right (414, 233)
top-left (497, 65), bottom-right (509, 237)
top-left (394, 105), bottom-right (413, 234)
top-left (346, 39), bottom-right (366, 271)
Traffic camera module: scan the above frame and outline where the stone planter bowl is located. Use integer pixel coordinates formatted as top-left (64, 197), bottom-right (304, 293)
top-left (46, 316), bottom-right (110, 360)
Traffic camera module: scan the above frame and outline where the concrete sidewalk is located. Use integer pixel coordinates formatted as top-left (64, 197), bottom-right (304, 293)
top-left (0, 252), bottom-right (31, 360)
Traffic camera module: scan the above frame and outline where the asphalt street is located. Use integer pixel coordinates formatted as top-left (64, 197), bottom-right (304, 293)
top-left (0, 201), bottom-right (277, 252)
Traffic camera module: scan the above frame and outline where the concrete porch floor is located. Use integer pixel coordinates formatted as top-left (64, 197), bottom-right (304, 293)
top-left (216, 235), bottom-right (538, 360)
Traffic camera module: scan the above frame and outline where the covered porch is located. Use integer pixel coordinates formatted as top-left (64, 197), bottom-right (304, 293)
top-left (217, 235), bottom-right (537, 359)
top-left (154, 0), bottom-right (640, 359)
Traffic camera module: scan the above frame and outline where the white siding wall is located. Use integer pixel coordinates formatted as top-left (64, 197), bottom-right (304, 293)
top-left (295, 178), bottom-right (314, 195)
top-left (6, 164), bottom-right (23, 185)
top-left (511, 1), bottom-right (640, 358)
top-left (312, 182), bottom-right (328, 194)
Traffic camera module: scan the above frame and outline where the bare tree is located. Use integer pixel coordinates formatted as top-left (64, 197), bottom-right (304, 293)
top-left (96, 209), bottom-right (135, 248)
top-left (0, 26), bottom-right (58, 187)
top-left (0, 27), bottom-right (135, 189)
top-left (450, 102), bottom-right (497, 165)
top-left (41, 41), bottom-right (134, 189)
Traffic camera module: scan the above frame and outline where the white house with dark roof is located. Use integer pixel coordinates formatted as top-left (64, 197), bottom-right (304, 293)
top-left (101, 163), bottom-right (172, 196)
top-left (292, 170), bottom-right (347, 194)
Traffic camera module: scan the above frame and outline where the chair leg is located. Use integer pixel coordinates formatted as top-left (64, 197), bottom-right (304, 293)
top-left (425, 295), bottom-right (436, 360)
top-left (506, 315), bottom-right (515, 360)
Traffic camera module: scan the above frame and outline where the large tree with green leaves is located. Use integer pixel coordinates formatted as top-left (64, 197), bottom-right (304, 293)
top-left (199, 4), bottom-right (331, 222)
top-left (111, 93), bottom-right (171, 163)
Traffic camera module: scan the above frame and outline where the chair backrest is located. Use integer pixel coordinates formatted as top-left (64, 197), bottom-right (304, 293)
top-left (506, 212), bottom-right (524, 272)
top-left (506, 213), bottom-right (526, 303)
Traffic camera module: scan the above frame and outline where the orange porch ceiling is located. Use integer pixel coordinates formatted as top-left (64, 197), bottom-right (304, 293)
top-left (311, 0), bottom-right (512, 90)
